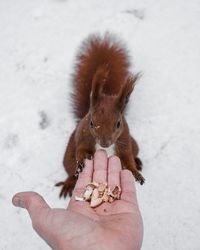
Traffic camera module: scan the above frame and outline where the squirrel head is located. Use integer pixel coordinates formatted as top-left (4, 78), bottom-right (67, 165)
top-left (88, 66), bottom-right (138, 148)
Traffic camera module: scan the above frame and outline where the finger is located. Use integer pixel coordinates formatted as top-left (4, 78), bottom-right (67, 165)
top-left (120, 170), bottom-right (138, 205)
top-left (92, 149), bottom-right (108, 183)
top-left (12, 192), bottom-right (56, 249)
top-left (108, 155), bottom-right (121, 187)
top-left (74, 159), bottom-right (93, 191)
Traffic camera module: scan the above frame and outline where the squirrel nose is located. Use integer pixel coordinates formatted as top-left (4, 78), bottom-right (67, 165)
top-left (100, 140), bottom-right (111, 148)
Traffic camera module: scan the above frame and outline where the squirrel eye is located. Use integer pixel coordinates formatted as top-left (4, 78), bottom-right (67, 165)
top-left (116, 121), bottom-right (121, 129)
top-left (89, 120), bottom-right (94, 128)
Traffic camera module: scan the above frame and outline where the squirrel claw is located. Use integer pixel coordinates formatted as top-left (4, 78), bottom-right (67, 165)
top-left (55, 181), bottom-right (65, 187)
top-left (135, 173), bottom-right (145, 185)
top-left (139, 178), bottom-right (145, 185)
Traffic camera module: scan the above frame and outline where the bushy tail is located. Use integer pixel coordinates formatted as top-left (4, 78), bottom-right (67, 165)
top-left (71, 33), bottom-right (130, 120)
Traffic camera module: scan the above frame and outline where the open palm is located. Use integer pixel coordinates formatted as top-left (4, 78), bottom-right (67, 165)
top-left (12, 150), bottom-right (143, 250)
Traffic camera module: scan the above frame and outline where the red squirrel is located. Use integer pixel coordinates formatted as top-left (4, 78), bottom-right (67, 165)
top-left (56, 33), bottom-right (145, 197)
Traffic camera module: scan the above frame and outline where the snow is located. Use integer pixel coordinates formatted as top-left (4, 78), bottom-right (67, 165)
top-left (0, 0), bottom-right (200, 249)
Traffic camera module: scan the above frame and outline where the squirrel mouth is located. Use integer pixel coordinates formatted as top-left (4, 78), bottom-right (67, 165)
top-left (99, 141), bottom-right (112, 148)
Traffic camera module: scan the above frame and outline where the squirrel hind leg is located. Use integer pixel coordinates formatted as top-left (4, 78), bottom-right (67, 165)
top-left (130, 136), bottom-right (143, 171)
top-left (55, 175), bottom-right (77, 198)
top-left (131, 168), bottom-right (145, 185)
top-left (135, 157), bottom-right (143, 171)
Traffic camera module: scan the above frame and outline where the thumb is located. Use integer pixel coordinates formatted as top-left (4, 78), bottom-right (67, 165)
top-left (12, 191), bottom-right (50, 214)
top-left (12, 192), bottom-right (50, 233)
top-left (12, 192), bottom-right (57, 247)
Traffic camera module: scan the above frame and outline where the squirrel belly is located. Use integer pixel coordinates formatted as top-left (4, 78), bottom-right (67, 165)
top-left (56, 33), bottom-right (145, 198)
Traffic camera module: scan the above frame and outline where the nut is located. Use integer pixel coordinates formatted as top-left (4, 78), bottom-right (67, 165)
top-left (98, 183), bottom-right (107, 193)
top-left (102, 189), bottom-right (109, 202)
top-left (86, 182), bottom-right (99, 189)
top-left (108, 185), bottom-right (121, 199)
top-left (74, 182), bottom-right (121, 208)
top-left (108, 196), bottom-right (114, 203)
top-left (83, 185), bottom-right (93, 201)
top-left (75, 196), bottom-right (84, 201)
top-left (90, 197), bottom-right (103, 208)
top-left (91, 188), bottom-right (99, 201)
top-left (111, 186), bottom-right (121, 199)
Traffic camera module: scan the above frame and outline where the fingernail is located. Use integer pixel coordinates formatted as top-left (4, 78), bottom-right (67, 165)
top-left (12, 196), bottom-right (24, 208)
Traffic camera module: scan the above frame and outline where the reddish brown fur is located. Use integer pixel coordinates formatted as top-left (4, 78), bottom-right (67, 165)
top-left (56, 34), bottom-right (145, 198)
top-left (72, 33), bottom-right (130, 120)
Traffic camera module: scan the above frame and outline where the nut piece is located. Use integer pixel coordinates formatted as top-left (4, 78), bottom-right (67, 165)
top-left (108, 185), bottom-right (121, 199)
top-left (91, 188), bottom-right (99, 201)
top-left (83, 182), bottom-right (99, 201)
top-left (108, 196), bottom-right (114, 203)
top-left (102, 189), bottom-right (109, 202)
top-left (75, 196), bottom-right (84, 201)
top-left (98, 183), bottom-right (107, 193)
top-left (107, 187), bottom-right (112, 196)
top-left (90, 197), bottom-right (103, 208)
top-left (75, 182), bottom-right (121, 208)
top-left (83, 186), bottom-right (93, 201)
top-left (88, 182), bottom-right (99, 188)
top-left (111, 186), bottom-right (121, 199)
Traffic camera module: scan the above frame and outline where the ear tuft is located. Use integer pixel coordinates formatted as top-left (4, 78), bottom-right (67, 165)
top-left (117, 73), bottom-right (139, 111)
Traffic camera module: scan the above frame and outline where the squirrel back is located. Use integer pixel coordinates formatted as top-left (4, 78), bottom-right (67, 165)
top-left (71, 33), bottom-right (131, 120)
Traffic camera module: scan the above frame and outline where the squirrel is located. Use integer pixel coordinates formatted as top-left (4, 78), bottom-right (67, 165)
top-left (56, 33), bottom-right (145, 198)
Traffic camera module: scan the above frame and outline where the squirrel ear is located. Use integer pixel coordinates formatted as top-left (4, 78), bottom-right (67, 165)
top-left (117, 74), bottom-right (139, 112)
top-left (90, 65), bottom-right (109, 107)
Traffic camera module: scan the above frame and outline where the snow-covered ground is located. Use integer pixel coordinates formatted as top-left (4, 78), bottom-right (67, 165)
top-left (1, 0), bottom-right (200, 249)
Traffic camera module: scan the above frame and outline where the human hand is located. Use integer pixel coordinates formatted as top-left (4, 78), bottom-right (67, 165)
top-left (12, 150), bottom-right (143, 250)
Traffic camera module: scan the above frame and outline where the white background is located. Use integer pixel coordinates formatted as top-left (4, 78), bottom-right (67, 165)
top-left (0, 0), bottom-right (200, 249)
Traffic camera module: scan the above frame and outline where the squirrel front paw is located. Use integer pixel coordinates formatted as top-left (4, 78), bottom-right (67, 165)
top-left (75, 161), bottom-right (84, 177)
top-left (75, 151), bottom-right (94, 177)
top-left (135, 157), bottom-right (143, 171)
